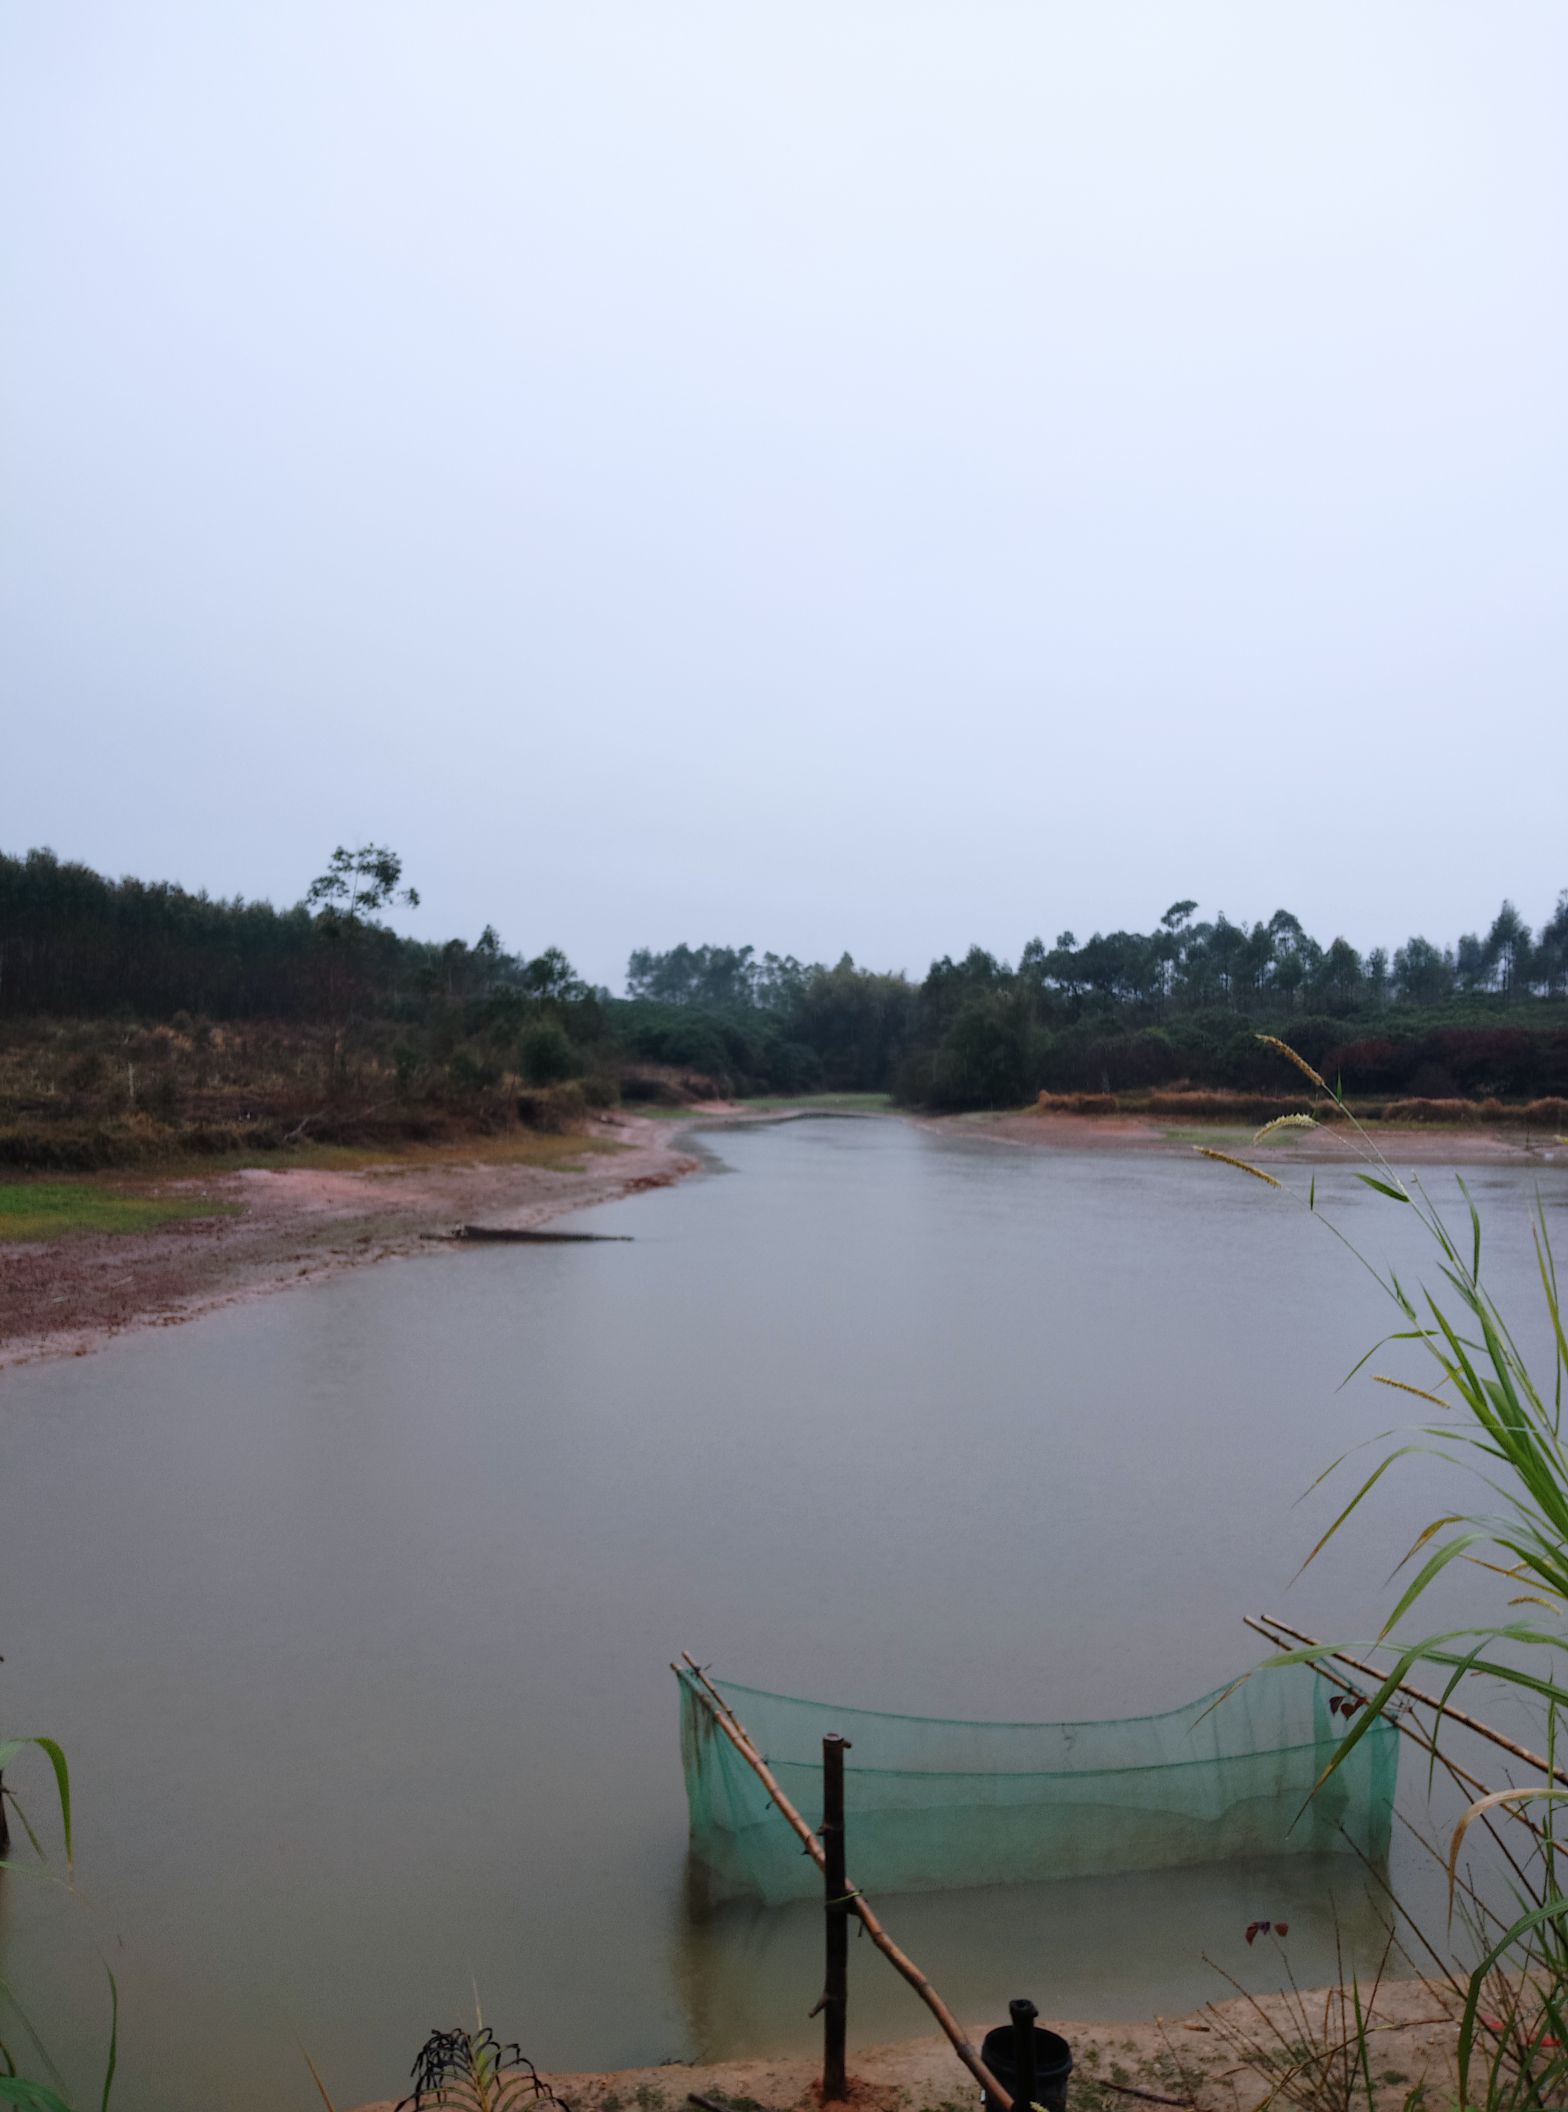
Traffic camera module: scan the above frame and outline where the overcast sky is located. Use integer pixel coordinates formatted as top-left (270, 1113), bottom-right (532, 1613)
top-left (4, 4), bottom-right (1565, 987)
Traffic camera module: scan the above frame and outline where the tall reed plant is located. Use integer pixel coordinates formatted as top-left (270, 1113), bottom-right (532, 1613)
top-left (1206, 1039), bottom-right (1568, 2108)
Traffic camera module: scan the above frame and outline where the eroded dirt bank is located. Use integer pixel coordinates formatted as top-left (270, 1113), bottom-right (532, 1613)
top-left (0, 1114), bottom-right (702, 1372)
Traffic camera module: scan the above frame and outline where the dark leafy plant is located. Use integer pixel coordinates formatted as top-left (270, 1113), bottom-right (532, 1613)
top-left (396, 2026), bottom-right (571, 2112)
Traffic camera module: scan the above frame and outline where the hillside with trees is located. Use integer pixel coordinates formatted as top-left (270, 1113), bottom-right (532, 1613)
top-left (3, 845), bottom-right (1567, 1167)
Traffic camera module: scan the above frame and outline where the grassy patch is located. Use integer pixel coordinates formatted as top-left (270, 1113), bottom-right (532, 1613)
top-left (279, 1132), bottom-right (620, 1177)
top-left (1159, 1124), bottom-right (1308, 1146)
top-left (0, 1180), bottom-right (240, 1241)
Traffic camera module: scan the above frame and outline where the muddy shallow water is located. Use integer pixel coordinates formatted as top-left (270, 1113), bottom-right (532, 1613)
top-left (1, 1117), bottom-right (1563, 2111)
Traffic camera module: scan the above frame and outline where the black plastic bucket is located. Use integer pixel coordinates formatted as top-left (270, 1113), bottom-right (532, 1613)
top-left (980, 2022), bottom-right (1073, 2112)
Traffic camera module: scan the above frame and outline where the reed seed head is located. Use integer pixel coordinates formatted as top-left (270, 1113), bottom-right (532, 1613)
top-left (1255, 1035), bottom-right (1329, 1092)
top-left (1192, 1145), bottom-right (1283, 1188)
top-left (1252, 1113), bottom-right (1319, 1144)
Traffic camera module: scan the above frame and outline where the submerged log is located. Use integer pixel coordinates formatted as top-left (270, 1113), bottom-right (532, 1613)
top-left (453, 1224), bottom-right (632, 1244)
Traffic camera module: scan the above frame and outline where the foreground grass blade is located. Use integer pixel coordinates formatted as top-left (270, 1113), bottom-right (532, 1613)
top-left (97, 1971), bottom-right (116, 2112)
top-left (0, 2083), bottom-right (74, 2111)
top-left (0, 1742), bottom-right (71, 1877)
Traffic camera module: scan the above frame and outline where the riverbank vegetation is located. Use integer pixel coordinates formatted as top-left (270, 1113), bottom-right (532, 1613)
top-left (4, 847), bottom-right (1568, 1169)
top-left (1205, 1043), bottom-right (1568, 2112)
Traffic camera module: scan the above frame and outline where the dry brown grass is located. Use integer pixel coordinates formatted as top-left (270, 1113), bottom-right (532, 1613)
top-left (0, 1016), bottom-right (608, 1171)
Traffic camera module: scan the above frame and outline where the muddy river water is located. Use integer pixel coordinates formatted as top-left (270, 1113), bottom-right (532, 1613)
top-left (2, 1116), bottom-right (1564, 2111)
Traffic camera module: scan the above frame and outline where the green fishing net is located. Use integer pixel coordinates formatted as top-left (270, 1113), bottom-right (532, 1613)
top-left (678, 1668), bottom-right (1397, 1905)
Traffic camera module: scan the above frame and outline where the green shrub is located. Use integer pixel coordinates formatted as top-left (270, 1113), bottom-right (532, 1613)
top-left (770, 1040), bottom-right (825, 1094)
top-left (926, 997), bottom-right (1035, 1110)
top-left (446, 1048), bottom-right (501, 1096)
top-left (518, 1020), bottom-right (582, 1086)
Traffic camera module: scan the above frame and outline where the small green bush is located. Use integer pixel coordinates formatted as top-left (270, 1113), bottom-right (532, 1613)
top-left (446, 1048), bottom-right (501, 1096)
top-left (518, 1020), bottom-right (583, 1086)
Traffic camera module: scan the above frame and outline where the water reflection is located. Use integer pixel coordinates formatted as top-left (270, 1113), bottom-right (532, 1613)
top-left (675, 1852), bottom-right (1396, 2056)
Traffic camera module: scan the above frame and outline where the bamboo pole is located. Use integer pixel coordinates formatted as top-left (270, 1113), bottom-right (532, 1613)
top-left (1245, 1618), bottom-right (1566, 2027)
top-left (678, 1656), bottom-right (826, 1866)
top-left (1255, 1614), bottom-right (1568, 1787)
top-left (1244, 1614), bottom-right (1546, 1905)
top-left (676, 1655), bottom-right (1009, 2109)
top-left (1243, 1618), bottom-right (1507, 1812)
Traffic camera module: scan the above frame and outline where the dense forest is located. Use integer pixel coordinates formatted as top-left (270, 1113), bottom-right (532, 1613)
top-left (623, 898), bottom-right (1568, 1108)
top-left (4, 847), bottom-right (1568, 1150)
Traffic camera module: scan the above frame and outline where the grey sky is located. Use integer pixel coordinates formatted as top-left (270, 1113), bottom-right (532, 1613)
top-left (4, 3), bottom-right (1565, 988)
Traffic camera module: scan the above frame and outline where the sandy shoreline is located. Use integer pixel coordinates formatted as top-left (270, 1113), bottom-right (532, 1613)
top-left (348, 1979), bottom-right (1462, 2112)
top-left (961, 1105), bottom-right (1568, 1167)
top-left (0, 1112), bottom-right (705, 1374)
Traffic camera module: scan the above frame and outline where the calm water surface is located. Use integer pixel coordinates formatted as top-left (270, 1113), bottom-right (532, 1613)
top-left (2, 1117), bottom-right (1565, 2110)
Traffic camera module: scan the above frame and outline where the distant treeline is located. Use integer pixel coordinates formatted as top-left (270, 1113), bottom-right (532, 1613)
top-left (0, 845), bottom-right (591, 1021)
top-left (5, 847), bottom-right (1568, 1112)
top-left (622, 900), bottom-right (1568, 1106)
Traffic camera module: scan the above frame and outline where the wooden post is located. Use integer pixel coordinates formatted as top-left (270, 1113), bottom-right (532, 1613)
top-left (821, 1734), bottom-right (851, 2100)
top-left (1010, 1999), bottom-right (1039, 2112)
top-left (675, 1656), bottom-right (1009, 2108)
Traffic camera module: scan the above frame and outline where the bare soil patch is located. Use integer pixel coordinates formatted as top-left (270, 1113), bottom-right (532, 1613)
top-left (958, 1107), bottom-right (1567, 1166)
